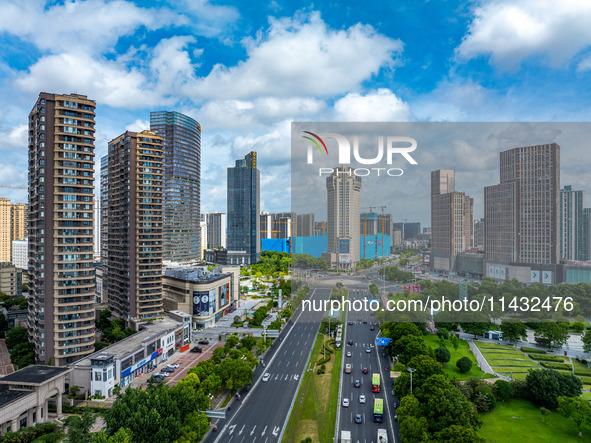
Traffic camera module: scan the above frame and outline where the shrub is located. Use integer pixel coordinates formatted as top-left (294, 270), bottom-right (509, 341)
top-left (579, 376), bottom-right (591, 384)
top-left (521, 347), bottom-right (546, 354)
top-left (527, 354), bottom-right (565, 362)
top-left (456, 356), bottom-right (473, 373)
top-left (493, 380), bottom-right (514, 401)
top-left (539, 362), bottom-right (572, 370)
top-left (473, 387), bottom-right (496, 412)
top-left (434, 346), bottom-right (451, 365)
top-left (574, 368), bottom-right (591, 377)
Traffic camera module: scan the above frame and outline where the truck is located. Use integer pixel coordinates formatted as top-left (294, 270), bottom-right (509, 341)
top-left (341, 430), bottom-right (351, 443)
top-left (377, 429), bottom-right (388, 443)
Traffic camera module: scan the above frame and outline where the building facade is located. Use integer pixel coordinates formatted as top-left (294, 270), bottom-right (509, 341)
top-left (150, 111), bottom-right (201, 263)
top-left (227, 152), bottom-right (260, 265)
top-left (431, 169), bottom-right (474, 271)
top-left (104, 130), bottom-right (164, 327)
top-left (0, 263), bottom-right (21, 297)
top-left (100, 154), bottom-right (108, 261)
top-left (560, 185), bottom-right (587, 261)
top-left (27, 93), bottom-right (96, 366)
top-left (485, 144), bottom-right (560, 268)
top-left (11, 239), bottom-right (28, 270)
top-left (325, 166), bottom-right (361, 269)
top-left (205, 212), bottom-right (226, 249)
top-left (295, 213), bottom-right (315, 237)
top-left (0, 200), bottom-right (26, 263)
top-left (393, 222), bottom-right (421, 240)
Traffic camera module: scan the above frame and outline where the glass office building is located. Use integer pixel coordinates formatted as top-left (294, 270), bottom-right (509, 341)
top-left (150, 111), bottom-right (201, 262)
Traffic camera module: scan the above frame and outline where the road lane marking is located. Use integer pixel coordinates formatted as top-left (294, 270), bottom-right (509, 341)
top-left (261, 426), bottom-right (267, 436)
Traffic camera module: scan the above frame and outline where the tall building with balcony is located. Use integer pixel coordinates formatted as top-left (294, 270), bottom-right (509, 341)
top-left (104, 131), bottom-right (164, 327)
top-left (100, 155), bottom-right (108, 261)
top-left (11, 203), bottom-right (27, 242)
top-left (325, 166), bottom-right (362, 269)
top-left (150, 111), bottom-right (201, 263)
top-left (560, 185), bottom-right (586, 261)
top-left (205, 212), bottom-right (226, 249)
top-left (485, 144), bottom-right (560, 265)
top-left (28, 93), bottom-right (96, 366)
top-left (0, 199), bottom-right (11, 262)
top-left (227, 152), bottom-right (260, 265)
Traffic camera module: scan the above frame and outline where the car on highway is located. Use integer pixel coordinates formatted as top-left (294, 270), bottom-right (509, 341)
top-left (354, 413), bottom-right (363, 424)
top-left (262, 373), bottom-right (271, 382)
top-left (198, 340), bottom-right (210, 345)
top-left (371, 326), bottom-right (375, 331)
top-left (354, 379), bottom-right (361, 388)
top-left (346, 351), bottom-right (352, 357)
top-left (359, 394), bottom-right (366, 404)
top-left (362, 367), bottom-right (368, 374)
top-left (366, 348), bottom-right (371, 353)
top-left (157, 372), bottom-right (169, 378)
top-left (345, 364), bottom-right (352, 374)
top-left (342, 398), bottom-right (350, 407)
top-left (190, 346), bottom-right (202, 353)
top-left (167, 363), bottom-right (180, 369)
top-left (348, 339), bottom-right (353, 346)
top-left (348, 321), bottom-right (353, 325)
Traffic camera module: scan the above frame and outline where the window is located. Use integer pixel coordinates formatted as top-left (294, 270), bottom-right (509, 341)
top-left (95, 371), bottom-right (101, 381)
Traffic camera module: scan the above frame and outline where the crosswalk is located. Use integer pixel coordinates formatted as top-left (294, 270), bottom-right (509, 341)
top-left (262, 373), bottom-right (300, 382)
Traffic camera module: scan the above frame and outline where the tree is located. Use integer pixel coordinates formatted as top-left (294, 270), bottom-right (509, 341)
top-left (391, 335), bottom-right (428, 364)
top-left (433, 425), bottom-right (485, 443)
top-left (0, 312), bottom-right (7, 337)
top-left (399, 416), bottom-right (429, 443)
top-left (5, 325), bottom-right (29, 349)
top-left (525, 369), bottom-right (583, 409)
top-left (499, 320), bottom-right (527, 344)
top-left (540, 407), bottom-right (550, 423)
top-left (224, 335), bottom-right (239, 351)
top-left (461, 322), bottom-right (491, 338)
top-left (534, 322), bottom-right (569, 349)
top-left (558, 396), bottom-right (591, 437)
top-left (240, 335), bottom-right (257, 351)
top-left (434, 347), bottom-right (451, 365)
top-left (472, 387), bottom-right (496, 412)
top-left (449, 333), bottom-right (460, 356)
top-left (582, 328), bottom-right (591, 353)
top-left (93, 428), bottom-right (134, 443)
top-left (492, 380), bottom-right (514, 402)
top-left (437, 328), bottom-right (449, 340)
top-left (369, 283), bottom-right (379, 297)
top-left (65, 409), bottom-right (96, 443)
top-left (10, 341), bottom-right (35, 368)
top-left (394, 355), bottom-right (443, 398)
top-left (456, 357), bottom-right (473, 373)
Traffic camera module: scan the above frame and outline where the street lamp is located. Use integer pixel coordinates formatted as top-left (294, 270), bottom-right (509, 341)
top-left (407, 367), bottom-right (416, 394)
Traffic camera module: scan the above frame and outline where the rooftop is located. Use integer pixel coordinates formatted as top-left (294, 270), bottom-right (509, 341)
top-left (0, 365), bottom-right (70, 386)
top-left (164, 266), bottom-right (230, 283)
top-left (0, 385), bottom-right (33, 409)
top-left (70, 317), bottom-right (183, 367)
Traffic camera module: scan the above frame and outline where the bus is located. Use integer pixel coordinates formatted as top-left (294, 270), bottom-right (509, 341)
top-left (371, 373), bottom-right (381, 393)
top-left (334, 325), bottom-right (343, 349)
top-left (373, 398), bottom-right (384, 423)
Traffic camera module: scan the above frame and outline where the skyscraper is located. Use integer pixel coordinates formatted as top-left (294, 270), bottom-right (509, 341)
top-left (295, 213), bottom-right (315, 237)
top-left (11, 203), bottom-right (26, 242)
top-left (104, 130), bottom-right (164, 325)
top-left (100, 155), bottom-right (109, 261)
top-left (485, 144), bottom-right (560, 265)
top-left (325, 166), bottom-right (361, 269)
top-left (150, 111), bottom-right (201, 263)
top-left (28, 93), bottom-right (96, 365)
top-left (205, 212), bottom-right (226, 248)
top-left (560, 185), bottom-right (586, 261)
top-left (0, 199), bottom-right (11, 262)
top-left (227, 152), bottom-right (260, 265)
top-left (431, 169), bottom-right (473, 271)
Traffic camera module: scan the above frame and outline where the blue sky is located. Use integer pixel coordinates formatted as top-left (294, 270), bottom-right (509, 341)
top-left (1, 0), bottom-right (591, 223)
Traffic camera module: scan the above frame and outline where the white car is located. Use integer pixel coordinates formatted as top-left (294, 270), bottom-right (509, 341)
top-left (167, 363), bottom-right (180, 369)
top-left (346, 351), bottom-right (352, 357)
top-left (262, 373), bottom-right (271, 382)
top-left (157, 372), bottom-right (169, 378)
top-left (359, 394), bottom-right (366, 404)
top-left (366, 348), bottom-right (371, 353)
top-left (342, 398), bottom-right (350, 407)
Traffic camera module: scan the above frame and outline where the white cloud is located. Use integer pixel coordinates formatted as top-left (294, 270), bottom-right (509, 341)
top-left (333, 89), bottom-right (410, 121)
top-left (0, 0), bottom-right (179, 55)
top-left (576, 54), bottom-right (591, 73)
top-left (14, 53), bottom-right (165, 108)
top-left (457, 0), bottom-right (591, 69)
top-left (125, 119), bottom-right (150, 132)
top-left (194, 12), bottom-right (403, 99)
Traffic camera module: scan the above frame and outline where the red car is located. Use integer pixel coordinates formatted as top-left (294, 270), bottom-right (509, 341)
top-left (370, 326), bottom-right (375, 331)
top-left (362, 367), bottom-right (368, 374)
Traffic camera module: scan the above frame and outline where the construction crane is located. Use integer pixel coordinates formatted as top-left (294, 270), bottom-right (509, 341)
top-left (0, 185), bottom-right (26, 189)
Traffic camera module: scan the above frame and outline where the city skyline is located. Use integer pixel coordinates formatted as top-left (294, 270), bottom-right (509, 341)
top-left (2, 2), bottom-right (591, 218)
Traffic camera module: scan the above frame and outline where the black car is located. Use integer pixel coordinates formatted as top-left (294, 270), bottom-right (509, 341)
top-left (354, 379), bottom-right (361, 388)
top-left (191, 346), bottom-right (203, 353)
top-left (150, 374), bottom-right (165, 383)
top-left (354, 413), bottom-right (362, 424)
top-left (348, 339), bottom-right (353, 346)
top-left (161, 367), bottom-right (175, 373)
top-left (198, 340), bottom-right (210, 345)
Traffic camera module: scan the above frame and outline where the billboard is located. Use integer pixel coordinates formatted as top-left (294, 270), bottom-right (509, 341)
top-left (193, 289), bottom-right (216, 316)
top-left (218, 282), bottom-right (230, 307)
top-left (531, 270), bottom-right (540, 283)
top-left (542, 271), bottom-right (552, 284)
top-left (338, 238), bottom-right (350, 254)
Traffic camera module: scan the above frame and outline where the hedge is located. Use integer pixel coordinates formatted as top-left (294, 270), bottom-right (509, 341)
top-left (574, 368), bottom-right (591, 377)
top-left (521, 347), bottom-right (546, 354)
top-left (579, 376), bottom-right (591, 384)
top-left (539, 362), bottom-right (572, 370)
top-left (527, 353), bottom-right (565, 362)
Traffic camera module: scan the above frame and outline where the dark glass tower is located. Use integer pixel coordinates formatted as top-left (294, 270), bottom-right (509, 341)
top-left (150, 111), bottom-right (201, 262)
top-left (227, 152), bottom-right (260, 264)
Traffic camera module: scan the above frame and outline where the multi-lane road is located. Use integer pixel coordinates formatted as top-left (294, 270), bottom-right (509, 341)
top-left (336, 288), bottom-right (397, 443)
top-left (209, 287), bottom-right (331, 443)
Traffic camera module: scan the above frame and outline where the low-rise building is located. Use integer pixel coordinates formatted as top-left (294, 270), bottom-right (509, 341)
top-left (69, 317), bottom-right (190, 396)
top-left (0, 366), bottom-right (70, 435)
top-left (0, 263), bottom-right (21, 297)
top-left (163, 265), bottom-right (239, 329)
top-left (11, 239), bottom-right (27, 270)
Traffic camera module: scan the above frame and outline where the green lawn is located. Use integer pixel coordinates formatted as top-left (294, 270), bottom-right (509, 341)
top-left (488, 358), bottom-right (539, 368)
top-left (424, 335), bottom-right (494, 380)
top-left (474, 342), bottom-right (520, 352)
top-left (479, 399), bottom-right (591, 442)
top-left (480, 352), bottom-right (531, 360)
top-left (494, 372), bottom-right (529, 381)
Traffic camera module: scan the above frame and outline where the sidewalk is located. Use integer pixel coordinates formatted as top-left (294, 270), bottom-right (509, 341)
top-left (0, 339), bottom-right (14, 376)
top-left (467, 339), bottom-right (496, 375)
